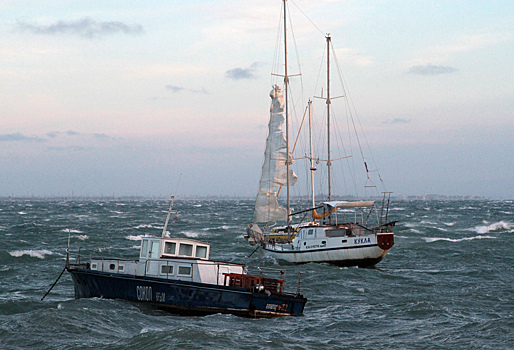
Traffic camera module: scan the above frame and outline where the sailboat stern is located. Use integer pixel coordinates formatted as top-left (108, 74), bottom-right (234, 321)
top-left (376, 232), bottom-right (394, 250)
top-left (247, 223), bottom-right (265, 246)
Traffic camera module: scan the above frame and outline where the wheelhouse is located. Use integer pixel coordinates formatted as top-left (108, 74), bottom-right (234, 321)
top-left (139, 237), bottom-right (210, 261)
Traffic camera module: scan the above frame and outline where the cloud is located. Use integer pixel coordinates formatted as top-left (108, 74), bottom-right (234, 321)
top-left (93, 133), bottom-right (120, 141)
top-left (191, 88), bottom-right (209, 94)
top-left (408, 65), bottom-right (458, 76)
top-left (166, 85), bottom-right (209, 94)
top-left (46, 130), bottom-right (80, 138)
top-left (0, 133), bottom-right (46, 142)
top-left (334, 48), bottom-right (373, 67)
top-left (47, 146), bottom-right (89, 152)
top-left (15, 17), bottom-right (144, 39)
top-left (383, 118), bottom-right (411, 125)
top-left (225, 62), bottom-right (262, 80)
top-left (1, 131), bottom-right (117, 144)
top-left (166, 85), bottom-right (185, 93)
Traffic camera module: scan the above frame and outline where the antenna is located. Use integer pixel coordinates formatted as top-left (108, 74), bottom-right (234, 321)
top-left (161, 174), bottom-right (182, 238)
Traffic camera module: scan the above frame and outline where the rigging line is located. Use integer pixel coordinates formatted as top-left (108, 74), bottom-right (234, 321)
top-left (292, 104), bottom-right (309, 153)
top-left (314, 42), bottom-right (355, 198)
top-left (313, 44), bottom-right (326, 103)
top-left (290, 0), bottom-right (325, 37)
top-left (286, 1), bottom-right (307, 145)
top-left (288, 6), bottom-right (305, 95)
top-left (330, 42), bottom-right (368, 179)
top-left (334, 72), bottom-right (358, 195)
top-left (330, 101), bottom-right (356, 196)
top-left (272, 4), bottom-right (284, 86)
top-left (173, 173), bottom-right (182, 197)
top-left (276, 89), bottom-right (308, 199)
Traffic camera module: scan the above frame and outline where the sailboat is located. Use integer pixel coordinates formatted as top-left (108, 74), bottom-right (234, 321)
top-left (246, 0), bottom-right (396, 267)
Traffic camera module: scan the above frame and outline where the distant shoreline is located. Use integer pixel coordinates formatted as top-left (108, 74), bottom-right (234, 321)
top-left (0, 194), bottom-right (503, 201)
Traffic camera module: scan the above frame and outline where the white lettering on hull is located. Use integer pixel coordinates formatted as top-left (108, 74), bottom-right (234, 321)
top-left (354, 237), bottom-right (371, 244)
top-left (136, 286), bottom-right (153, 301)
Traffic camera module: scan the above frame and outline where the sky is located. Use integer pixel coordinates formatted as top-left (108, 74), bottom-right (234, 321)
top-left (1, 0), bottom-right (513, 199)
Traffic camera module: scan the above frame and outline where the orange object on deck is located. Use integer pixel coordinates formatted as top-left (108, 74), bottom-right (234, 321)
top-left (223, 273), bottom-right (284, 293)
top-left (312, 207), bottom-right (336, 220)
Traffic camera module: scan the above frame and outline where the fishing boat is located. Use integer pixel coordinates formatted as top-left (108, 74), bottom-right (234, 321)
top-left (246, 0), bottom-right (396, 267)
top-left (66, 197), bottom-right (307, 317)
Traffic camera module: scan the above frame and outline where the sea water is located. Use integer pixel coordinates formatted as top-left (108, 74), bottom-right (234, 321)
top-left (0, 199), bottom-right (512, 349)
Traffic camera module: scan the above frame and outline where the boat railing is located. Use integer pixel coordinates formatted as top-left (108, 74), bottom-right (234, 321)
top-left (223, 267), bottom-right (303, 296)
top-left (223, 273), bottom-right (284, 293)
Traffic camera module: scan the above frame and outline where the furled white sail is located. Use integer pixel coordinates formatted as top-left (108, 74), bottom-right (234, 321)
top-left (253, 85), bottom-right (297, 223)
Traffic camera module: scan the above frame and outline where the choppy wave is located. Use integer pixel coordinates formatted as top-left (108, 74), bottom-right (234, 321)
top-left (201, 225), bottom-right (232, 231)
top-left (424, 236), bottom-right (496, 243)
top-left (74, 235), bottom-right (89, 241)
top-left (1, 198), bottom-right (512, 350)
top-left (62, 229), bottom-right (83, 233)
top-left (9, 249), bottom-right (53, 259)
top-left (474, 221), bottom-right (512, 234)
top-left (125, 234), bottom-right (154, 241)
top-left (134, 224), bottom-right (158, 229)
top-left (182, 231), bottom-right (200, 238)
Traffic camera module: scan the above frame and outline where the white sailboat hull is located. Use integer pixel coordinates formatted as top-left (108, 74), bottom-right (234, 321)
top-left (262, 232), bottom-right (392, 267)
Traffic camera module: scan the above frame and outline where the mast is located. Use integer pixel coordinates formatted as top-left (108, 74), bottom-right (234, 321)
top-left (283, 0), bottom-right (291, 227)
top-left (326, 35), bottom-right (332, 202)
top-left (308, 99), bottom-right (315, 209)
top-left (162, 196), bottom-right (176, 237)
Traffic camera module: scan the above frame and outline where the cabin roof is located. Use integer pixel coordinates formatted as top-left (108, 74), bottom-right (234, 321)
top-left (143, 236), bottom-right (211, 247)
top-left (324, 201), bottom-right (374, 208)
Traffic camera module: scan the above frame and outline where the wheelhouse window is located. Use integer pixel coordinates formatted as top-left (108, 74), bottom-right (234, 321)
top-left (149, 241), bottom-right (160, 259)
top-left (161, 265), bottom-right (173, 274)
top-left (164, 242), bottom-right (176, 255)
top-left (141, 240), bottom-right (149, 258)
top-left (179, 243), bottom-right (193, 257)
top-left (178, 266), bottom-right (192, 276)
top-left (196, 245), bottom-right (207, 259)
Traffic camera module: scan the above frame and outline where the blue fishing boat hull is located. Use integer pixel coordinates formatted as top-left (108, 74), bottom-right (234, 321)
top-left (67, 267), bottom-right (306, 317)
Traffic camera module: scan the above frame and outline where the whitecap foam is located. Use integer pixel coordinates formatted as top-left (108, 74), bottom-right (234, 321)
top-left (134, 224), bottom-right (157, 229)
top-left (9, 249), bottom-right (53, 259)
top-left (443, 222), bottom-right (456, 227)
top-left (74, 235), bottom-right (89, 241)
top-left (18, 211), bottom-right (27, 215)
top-left (201, 225), bottom-right (232, 231)
top-left (125, 234), bottom-right (154, 241)
top-left (474, 221), bottom-right (512, 234)
top-left (62, 229), bottom-right (83, 233)
top-left (183, 231), bottom-right (200, 238)
top-left (420, 220), bottom-right (439, 225)
top-left (424, 236), bottom-right (496, 243)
